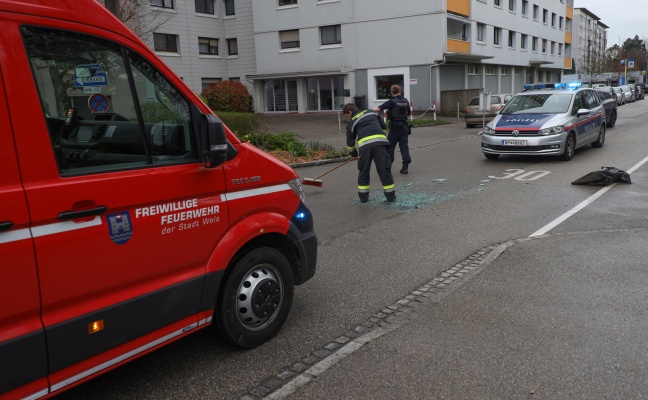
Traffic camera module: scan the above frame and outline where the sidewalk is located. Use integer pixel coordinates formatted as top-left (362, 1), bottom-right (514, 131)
top-left (259, 112), bottom-right (459, 150)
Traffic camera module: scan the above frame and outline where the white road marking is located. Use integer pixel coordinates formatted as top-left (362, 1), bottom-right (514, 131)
top-left (529, 154), bottom-right (648, 238)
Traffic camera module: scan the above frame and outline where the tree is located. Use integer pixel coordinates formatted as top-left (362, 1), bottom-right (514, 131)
top-left (576, 44), bottom-right (607, 85)
top-left (99, 0), bottom-right (169, 41)
top-left (620, 35), bottom-right (648, 73)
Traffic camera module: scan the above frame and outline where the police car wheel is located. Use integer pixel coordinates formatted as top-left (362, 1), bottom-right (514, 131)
top-left (214, 247), bottom-right (294, 348)
top-left (561, 133), bottom-right (576, 161)
top-left (592, 124), bottom-right (606, 148)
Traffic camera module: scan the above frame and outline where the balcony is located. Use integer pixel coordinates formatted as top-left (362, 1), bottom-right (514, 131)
top-left (566, 7), bottom-right (573, 19)
top-left (565, 32), bottom-right (572, 44)
top-left (564, 58), bottom-right (572, 70)
top-left (447, 0), bottom-right (470, 17)
top-left (447, 38), bottom-right (470, 54)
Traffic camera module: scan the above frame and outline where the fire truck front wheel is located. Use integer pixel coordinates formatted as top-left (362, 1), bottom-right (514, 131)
top-left (215, 247), bottom-right (295, 348)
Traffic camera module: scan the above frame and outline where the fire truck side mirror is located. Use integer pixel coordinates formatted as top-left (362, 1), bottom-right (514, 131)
top-left (201, 113), bottom-right (229, 168)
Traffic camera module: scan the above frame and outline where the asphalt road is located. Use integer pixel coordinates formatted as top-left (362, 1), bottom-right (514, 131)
top-left (58, 100), bottom-right (648, 399)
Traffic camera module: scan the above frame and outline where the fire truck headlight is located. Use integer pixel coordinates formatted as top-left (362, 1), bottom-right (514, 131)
top-left (288, 179), bottom-right (306, 203)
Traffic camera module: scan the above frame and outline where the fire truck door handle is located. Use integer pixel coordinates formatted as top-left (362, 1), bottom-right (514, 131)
top-left (57, 206), bottom-right (108, 220)
top-left (0, 221), bottom-right (13, 232)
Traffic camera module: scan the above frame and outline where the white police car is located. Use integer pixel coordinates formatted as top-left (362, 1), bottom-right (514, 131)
top-left (481, 82), bottom-right (606, 161)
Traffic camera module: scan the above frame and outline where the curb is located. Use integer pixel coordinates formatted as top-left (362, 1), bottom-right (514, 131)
top-left (290, 157), bottom-right (352, 169)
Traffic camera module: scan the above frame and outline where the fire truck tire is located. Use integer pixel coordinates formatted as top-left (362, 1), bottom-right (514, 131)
top-left (214, 247), bottom-right (294, 348)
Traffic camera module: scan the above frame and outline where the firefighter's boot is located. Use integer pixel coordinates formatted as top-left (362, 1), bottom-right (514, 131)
top-left (400, 163), bottom-right (409, 174)
top-left (358, 192), bottom-right (369, 203)
top-left (385, 191), bottom-right (396, 202)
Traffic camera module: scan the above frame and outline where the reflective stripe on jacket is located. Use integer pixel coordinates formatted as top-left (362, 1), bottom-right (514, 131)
top-left (346, 109), bottom-right (388, 150)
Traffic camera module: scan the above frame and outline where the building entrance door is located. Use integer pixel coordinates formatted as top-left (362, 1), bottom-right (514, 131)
top-left (306, 76), bottom-right (344, 111)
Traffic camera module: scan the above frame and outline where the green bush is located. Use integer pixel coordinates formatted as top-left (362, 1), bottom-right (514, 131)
top-left (201, 81), bottom-right (252, 113)
top-left (230, 124), bottom-right (349, 161)
top-left (217, 112), bottom-right (260, 135)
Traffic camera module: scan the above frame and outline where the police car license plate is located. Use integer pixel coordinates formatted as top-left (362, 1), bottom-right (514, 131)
top-left (502, 140), bottom-right (527, 146)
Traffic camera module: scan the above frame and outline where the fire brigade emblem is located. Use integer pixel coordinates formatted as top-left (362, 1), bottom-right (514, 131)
top-left (107, 212), bottom-right (133, 245)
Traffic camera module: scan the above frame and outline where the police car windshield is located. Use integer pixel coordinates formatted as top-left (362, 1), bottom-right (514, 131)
top-left (501, 93), bottom-right (572, 114)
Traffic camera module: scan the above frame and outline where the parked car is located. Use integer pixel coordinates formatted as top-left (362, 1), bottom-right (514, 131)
top-left (481, 82), bottom-right (606, 161)
top-left (633, 83), bottom-right (645, 100)
top-left (613, 86), bottom-right (626, 105)
top-left (637, 82), bottom-right (648, 96)
top-left (621, 84), bottom-right (635, 103)
top-left (594, 89), bottom-right (617, 128)
top-left (464, 93), bottom-right (512, 128)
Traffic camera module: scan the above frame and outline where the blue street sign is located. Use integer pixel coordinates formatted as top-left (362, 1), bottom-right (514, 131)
top-left (74, 64), bottom-right (109, 87)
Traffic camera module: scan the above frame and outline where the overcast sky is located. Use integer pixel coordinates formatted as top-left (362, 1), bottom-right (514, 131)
top-left (574, 0), bottom-right (646, 46)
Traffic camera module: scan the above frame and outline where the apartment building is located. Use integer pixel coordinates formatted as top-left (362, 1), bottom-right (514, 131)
top-left (571, 7), bottom-right (608, 75)
top-left (144, 0), bottom-right (572, 113)
top-left (147, 0), bottom-right (257, 94)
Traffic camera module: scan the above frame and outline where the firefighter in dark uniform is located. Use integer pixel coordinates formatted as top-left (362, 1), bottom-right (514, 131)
top-left (343, 103), bottom-right (396, 203)
top-left (373, 85), bottom-right (412, 174)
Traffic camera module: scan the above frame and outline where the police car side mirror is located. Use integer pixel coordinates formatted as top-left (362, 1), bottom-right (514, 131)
top-left (576, 109), bottom-right (590, 117)
top-left (200, 113), bottom-right (228, 168)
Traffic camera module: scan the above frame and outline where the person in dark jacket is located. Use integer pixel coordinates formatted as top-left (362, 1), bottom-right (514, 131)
top-left (343, 103), bottom-right (395, 203)
top-left (373, 85), bottom-right (411, 174)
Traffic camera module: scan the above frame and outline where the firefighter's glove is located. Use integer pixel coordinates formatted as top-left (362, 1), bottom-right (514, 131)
top-left (349, 148), bottom-right (359, 158)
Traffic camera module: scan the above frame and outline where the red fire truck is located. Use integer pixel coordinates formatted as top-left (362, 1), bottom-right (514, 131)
top-left (0, 1), bottom-right (317, 398)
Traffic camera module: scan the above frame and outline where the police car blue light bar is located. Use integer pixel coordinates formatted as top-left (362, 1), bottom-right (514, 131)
top-left (523, 82), bottom-right (582, 90)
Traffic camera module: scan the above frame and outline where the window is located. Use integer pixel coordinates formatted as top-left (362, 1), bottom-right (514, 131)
top-left (468, 65), bottom-right (477, 74)
top-left (559, 16), bottom-right (563, 30)
top-left (151, 0), bottom-right (173, 8)
top-left (198, 37), bottom-right (218, 55)
top-left (585, 90), bottom-right (600, 109)
top-left (224, 0), bottom-right (235, 16)
top-left (494, 27), bottom-right (501, 46)
top-left (542, 39), bottom-right (547, 53)
top-left (154, 33), bottom-right (178, 53)
top-left (551, 13), bottom-right (556, 27)
top-left (279, 0), bottom-right (297, 5)
top-left (514, 67), bottom-right (522, 75)
top-left (521, 34), bottom-right (527, 49)
top-left (522, 0), bottom-right (528, 15)
top-left (533, 4), bottom-right (539, 20)
top-left (375, 75), bottom-right (403, 100)
top-left (227, 38), bottom-right (238, 55)
top-left (23, 26), bottom-right (196, 174)
top-left (320, 25), bottom-right (341, 46)
top-left (501, 67), bottom-right (509, 75)
top-left (542, 9), bottom-right (547, 24)
top-left (280, 30), bottom-right (300, 49)
top-left (201, 78), bottom-right (221, 90)
top-left (558, 43), bottom-right (563, 55)
top-left (485, 66), bottom-right (496, 75)
top-left (532, 36), bottom-right (537, 51)
top-left (550, 41), bottom-right (554, 55)
top-left (509, 0), bottom-right (515, 11)
top-left (477, 23), bottom-right (485, 42)
top-left (195, 0), bottom-right (214, 14)
top-left (494, 0), bottom-right (501, 7)
top-left (508, 31), bottom-right (515, 48)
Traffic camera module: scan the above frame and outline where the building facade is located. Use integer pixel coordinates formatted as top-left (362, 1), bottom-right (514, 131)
top-left (147, 0), bottom-right (257, 94)
top-left (571, 7), bottom-right (608, 76)
top-left (144, 0), bottom-right (575, 113)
